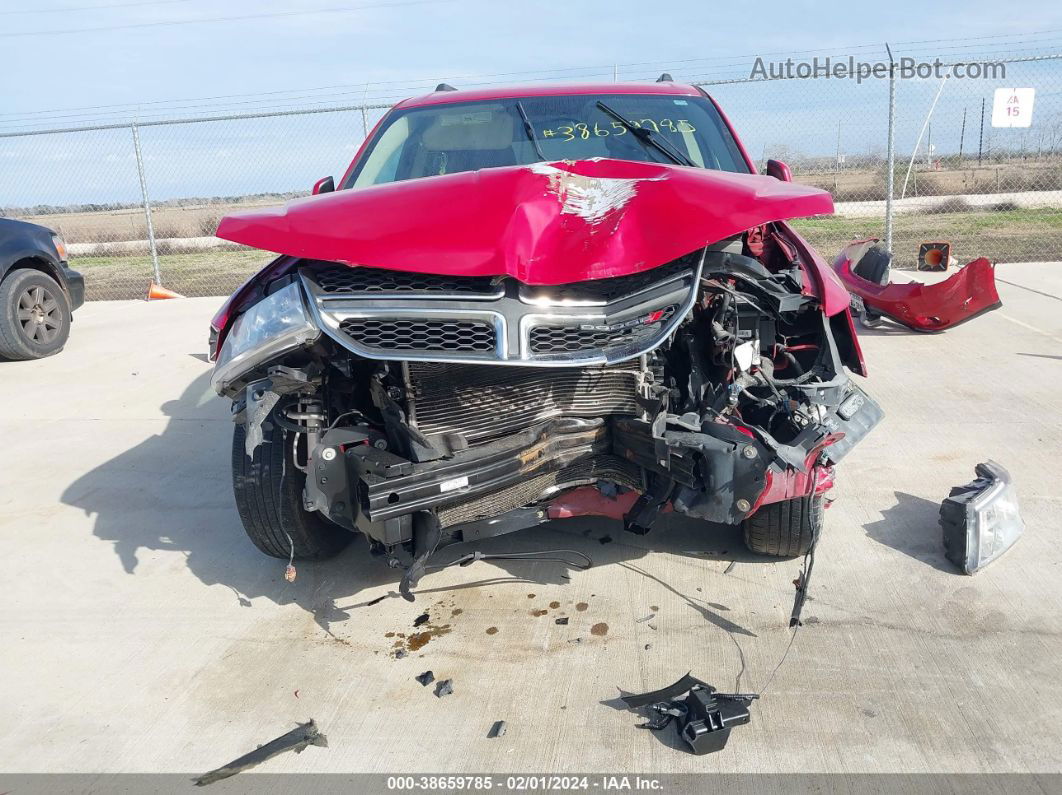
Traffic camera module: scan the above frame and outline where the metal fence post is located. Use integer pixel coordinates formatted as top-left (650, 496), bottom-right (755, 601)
top-left (131, 123), bottom-right (161, 286)
top-left (884, 43), bottom-right (896, 253)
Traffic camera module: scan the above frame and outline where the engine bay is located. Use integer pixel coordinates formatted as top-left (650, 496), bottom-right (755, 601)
top-left (222, 224), bottom-right (882, 576)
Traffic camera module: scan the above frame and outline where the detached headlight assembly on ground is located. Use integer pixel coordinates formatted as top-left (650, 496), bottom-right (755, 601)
top-left (211, 281), bottom-right (320, 395)
top-left (939, 460), bottom-right (1025, 575)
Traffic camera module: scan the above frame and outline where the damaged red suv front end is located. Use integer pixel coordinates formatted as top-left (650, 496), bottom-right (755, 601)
top-left (208, 82), bottom-right (882, 592)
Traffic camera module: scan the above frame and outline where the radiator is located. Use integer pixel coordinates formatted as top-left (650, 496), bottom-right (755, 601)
top-left (407, 362), bottom-right (644, 446)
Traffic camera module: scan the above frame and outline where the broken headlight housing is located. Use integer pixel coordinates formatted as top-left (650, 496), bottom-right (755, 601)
top-left (939, 460), bottom-right (1025, 575)
top-left (211, 281), bottom-right (320, 395)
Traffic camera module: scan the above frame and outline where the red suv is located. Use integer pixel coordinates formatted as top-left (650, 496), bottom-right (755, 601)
top-left (208, 81), bottom-right (881, 596)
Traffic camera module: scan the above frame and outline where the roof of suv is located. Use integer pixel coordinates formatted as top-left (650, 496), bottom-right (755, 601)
top-left (396, 81), bottom-right (704, 109)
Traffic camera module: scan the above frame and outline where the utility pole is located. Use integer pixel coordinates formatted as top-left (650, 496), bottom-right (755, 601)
top-left (836, 118), bottom-right (842, 168)
top-left (884, 43), bottom-right (897, 253)
top-left (959, 107), bottom-right (966, 161)
top-left (131, 123), bottom-right (161, 286)
top-left (927, 122), bottom-right (932, 166)
top-left (978, 98), bottom-right (985, 166)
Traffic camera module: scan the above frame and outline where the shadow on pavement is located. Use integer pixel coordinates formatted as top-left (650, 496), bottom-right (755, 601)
top-left (863, 490), bottom-right (953, 572)
top-left (62, 370), bottom-right (780, 640)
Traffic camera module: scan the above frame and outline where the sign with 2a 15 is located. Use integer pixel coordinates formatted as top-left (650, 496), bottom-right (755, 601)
top-left (991, 88), bottom-right (1036, 128)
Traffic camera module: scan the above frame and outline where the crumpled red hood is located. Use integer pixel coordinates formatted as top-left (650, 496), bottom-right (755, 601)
top-left (217, 158), bottom-right (833, 285)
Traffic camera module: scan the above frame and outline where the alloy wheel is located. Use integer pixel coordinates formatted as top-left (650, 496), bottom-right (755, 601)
top-left (16, 284), bottom-right (62, 345)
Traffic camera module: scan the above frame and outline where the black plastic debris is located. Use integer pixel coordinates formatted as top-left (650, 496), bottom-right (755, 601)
top-left (789, 536), bottom-right (818, 627)
top-left (394, 648), bottom-right (407, 659)
top-left (415, 670), bottom-right (435, 686)
top-left (434, 679), bottom-right (454, 698)
top-left (413, 612), bottom-right (430, 627)
top-left (365, 594), bottom-right (387, 606)
top-left (488, 720), bottom-right (507, 738)
top-left (193, 720), bottom-right (327, 786)
top-left (621, 674), bottom-right (757, 756)
top-left (555, 617), bottom-right (569, 625)
top-left (404, 548), bottom-right (592, 601)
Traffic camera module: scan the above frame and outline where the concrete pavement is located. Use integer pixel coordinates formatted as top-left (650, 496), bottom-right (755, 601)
top-left (1, 263), bottom-right (1061, 776)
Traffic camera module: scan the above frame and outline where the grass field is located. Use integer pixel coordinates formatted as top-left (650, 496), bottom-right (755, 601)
top-left (790, 206), bottom-right (1062, 267)
top-left (71, 249), bottom-right (269, 300)
top-left (22, 197), bottom-right (296, 245)
top-left (67, 207), bottom-right (1062, 300)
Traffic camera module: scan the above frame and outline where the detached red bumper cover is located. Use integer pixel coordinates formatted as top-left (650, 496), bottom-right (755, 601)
top-left (834, 242), bottom-right (1001, 332)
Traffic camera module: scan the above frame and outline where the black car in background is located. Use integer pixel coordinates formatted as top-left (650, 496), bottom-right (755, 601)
top-left (0, 218), bottom-right (84, 360)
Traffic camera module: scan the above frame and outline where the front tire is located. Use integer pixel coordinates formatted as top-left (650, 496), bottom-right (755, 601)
top-left (742, 494), bottom-right (823, 557)
top-left (0, 269), bottom-right (71, 360)
top-left (231, 420), bottom-right (353, 560)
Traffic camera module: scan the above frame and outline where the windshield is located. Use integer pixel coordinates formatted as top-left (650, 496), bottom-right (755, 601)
top-left (345, 93), bottom-right (749, 189)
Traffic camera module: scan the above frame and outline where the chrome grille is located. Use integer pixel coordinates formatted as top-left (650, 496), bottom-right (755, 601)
top-left (338, 319), bottom-right (496, 353)
top-left (409, 362), bottom-right (642, 444)
top-left (314, 264), bottom-right (497, 295)
top-left (303, 252), bottom-right (702, 366)
top-left (529, 306), bottom-right (677, 354)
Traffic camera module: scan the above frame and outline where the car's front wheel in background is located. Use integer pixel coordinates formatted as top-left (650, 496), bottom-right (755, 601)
top-left (742, 494), bottom-right (824, 557)
top-left (231, 420), bottom-right (353, 560)
top-left (0, 269), bottom-right (71, 360)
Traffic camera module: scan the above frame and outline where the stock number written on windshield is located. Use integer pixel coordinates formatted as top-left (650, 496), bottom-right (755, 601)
top-left (541, 119), bottom-right (696, 141)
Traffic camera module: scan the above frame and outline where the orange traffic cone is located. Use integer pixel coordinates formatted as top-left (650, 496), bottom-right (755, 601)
top-left (146, 282), bottom-right (184, 300)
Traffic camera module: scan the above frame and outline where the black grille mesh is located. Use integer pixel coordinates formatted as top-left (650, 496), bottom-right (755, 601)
top-left (313, 265), bottom-right (497, 295)
top-left (339, 319), bottom-right (496, 353)
top-left (521, 257), bottom-right (695, 303)
top-left (529, 306), bottom-right (677, 354)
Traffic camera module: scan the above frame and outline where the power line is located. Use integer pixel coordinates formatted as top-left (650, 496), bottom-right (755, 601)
top-left (0, 0), bottom-right (449, 37)
top-left (1, 28), bottom-right (1054, 115)
top-left (4, 31), bottom-right (1056, 122)
top-left (2, 31), bottom-right (1061, 130)
top-left (0, 0), bottom-right (194, 15)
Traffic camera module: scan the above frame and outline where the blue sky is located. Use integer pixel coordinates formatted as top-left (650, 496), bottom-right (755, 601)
top-left (2, 0), bottom-right (1061, 205)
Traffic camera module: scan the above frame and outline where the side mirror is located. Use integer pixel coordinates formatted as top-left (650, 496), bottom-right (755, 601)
top-left (765, 159), bottom-right (792, 182)
top-left (312, 176), bottom-right (335, 195)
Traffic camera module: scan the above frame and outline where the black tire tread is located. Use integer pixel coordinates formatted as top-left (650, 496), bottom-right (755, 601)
top-left (231, 421), bottom-right (352, 560)
top-left (743, 494), bottom-right (823, 557)
top-left (0, 269), bottom-right (70, 360)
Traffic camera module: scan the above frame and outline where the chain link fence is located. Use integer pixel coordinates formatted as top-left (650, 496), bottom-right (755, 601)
top-left (712, 53), bottom-right (1062, 268)
top-left (2, 50), bottom-right (1061, 300)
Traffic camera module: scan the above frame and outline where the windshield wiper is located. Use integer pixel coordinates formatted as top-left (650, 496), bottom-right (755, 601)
top-left (596, 100), bottom-right (695, 168)
top-left (515, 101), bottom-right (547, 162)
